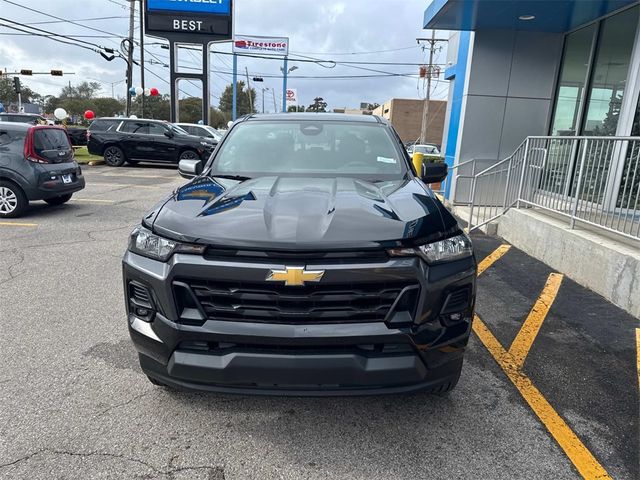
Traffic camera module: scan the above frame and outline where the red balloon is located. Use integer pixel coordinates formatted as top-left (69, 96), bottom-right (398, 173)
top-left (149, 87), bottom-right (159, 97)
top-left (84, 110), bottom-right (95, 120)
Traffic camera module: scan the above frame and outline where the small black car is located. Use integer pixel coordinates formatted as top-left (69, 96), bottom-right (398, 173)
top-left (123, 113), bottom-right (476, 395)
top-left (87, 118), bottom-right (217, 167)
top-left (0, 122), bottom-right (85, 218)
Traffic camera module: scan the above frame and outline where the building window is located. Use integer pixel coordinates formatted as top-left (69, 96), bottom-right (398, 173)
top-left (550, 24), bottom-right (596, 136)
top-left (581, 6), bottom-right (638, 136)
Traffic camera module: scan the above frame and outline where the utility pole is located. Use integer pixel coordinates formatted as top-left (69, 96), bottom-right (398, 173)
top-left (126, 0), bottom-right (135, 116)
top-left (272, 88), bottom-right (277, 112)
top-left (261, 87), bottom-right (267, 113)
top-left (417, 31), bottom-right (447, 145)
top-left (139, 0), bottom-right (145, 118)
top-left (244, 67), bottom-right (253, 112)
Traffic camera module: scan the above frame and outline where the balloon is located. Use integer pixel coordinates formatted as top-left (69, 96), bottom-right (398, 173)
top-left (135, 87), bottom-right (144, 96)
top-left (144, 88), bottom-right (150, 96)
top-left (129, 114), bottom-right (138, 119)
top-left (149, 87), bottom-right (159, 97)
top-left (129, 87), bottom-right (137, 96)
top-left (84, 110), bottom-right (95, 120)
top-left (197, 120), bottom-right (204, 125)
top-left (54, 108), bottom-right (67, 120)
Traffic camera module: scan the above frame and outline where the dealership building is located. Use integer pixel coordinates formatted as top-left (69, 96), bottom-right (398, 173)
top-left (423, 0), bottom-right (640, 317)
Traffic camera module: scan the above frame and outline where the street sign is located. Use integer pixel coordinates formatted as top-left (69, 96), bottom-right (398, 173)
top-left (233, 35), bottom-right (289, 56)
top-left (144, 0), bottom-right (233, 42)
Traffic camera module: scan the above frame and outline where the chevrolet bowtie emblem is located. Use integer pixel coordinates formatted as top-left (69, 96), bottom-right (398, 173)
top-left (266, 267), bottom-right (325, 286)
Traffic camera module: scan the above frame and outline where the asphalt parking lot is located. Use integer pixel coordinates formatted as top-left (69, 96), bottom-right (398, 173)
top-left (0, 164), bottom-right (638, 480)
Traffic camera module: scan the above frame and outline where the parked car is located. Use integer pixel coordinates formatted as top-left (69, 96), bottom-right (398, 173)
top-left (123, 113), bottom-right (476, 395)
top-left (174, 123), bottom-right (223, 142)
top-left (0, 113), bottom-right (48, 125)
top-left (87, 118), bottom-right (217, 167)
top-left (0, 122), bottom-right (85, 218)
top-left (407, 143), bottom-right (441, 156)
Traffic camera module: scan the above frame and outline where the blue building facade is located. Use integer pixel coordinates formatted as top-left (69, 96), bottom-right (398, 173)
top-left (424, 0), bottom-right (640, 202)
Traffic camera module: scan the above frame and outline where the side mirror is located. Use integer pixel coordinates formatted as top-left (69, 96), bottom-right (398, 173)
top-left (421, 162), bottom-right (448, 184)
top-left (164, 130), bottom-right (174, 138)
top-left (178, 159), bottom-right (202, 179)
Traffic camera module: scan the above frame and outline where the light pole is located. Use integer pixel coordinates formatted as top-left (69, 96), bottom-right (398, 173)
top-left (280, 63), bottom-right (298, 112)
top-left (261, 87), bottom-right (267, 113)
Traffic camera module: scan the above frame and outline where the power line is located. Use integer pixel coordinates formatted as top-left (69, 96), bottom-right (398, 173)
top-left (290, 45), bottom-right (420, 56)
top-left (26, 15), bottom-right (128, 26)
top-left (0, 21), bottom-right (103, 54)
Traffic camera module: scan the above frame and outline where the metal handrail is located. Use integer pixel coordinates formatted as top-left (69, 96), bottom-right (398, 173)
top-left (466, 135), bottom-right (640, 242)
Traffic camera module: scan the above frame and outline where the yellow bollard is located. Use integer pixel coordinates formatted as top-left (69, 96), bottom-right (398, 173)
top-left (412, 152), bottom-right (424, 176)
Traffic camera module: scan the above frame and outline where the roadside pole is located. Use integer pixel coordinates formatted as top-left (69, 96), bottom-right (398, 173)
top-left (139, 0), bottom-right (145, 118)
top-left (126, 0), bottom-right (135, 117)
top-left (245, 67), bottom-right (253, 112)
top-left (282, 56), bottom-right (288, 113)
top-left (232, 54), bottom-right (237, 120)
top-left (417, 31), bottom-right (447, 144)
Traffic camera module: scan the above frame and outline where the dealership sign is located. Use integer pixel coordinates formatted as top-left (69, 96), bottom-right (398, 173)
top-left (285, 89), bottom-right (298, 106)
top-left (233, 35), bottom-right (289, 56)
top-left (144, 0), bottom-right (233, 41)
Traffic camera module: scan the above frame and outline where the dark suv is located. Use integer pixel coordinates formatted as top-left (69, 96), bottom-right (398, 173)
top-left (123, 113), bottom-right (476, 395)
top-left (87, 118), bottom-right (217, 167)
top-left (0, 122), bottom-right (85, 218)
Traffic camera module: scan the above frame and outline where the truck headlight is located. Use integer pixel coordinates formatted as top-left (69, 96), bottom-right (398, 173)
top-left (389, 233), bottom-right (473, 264)
top-left (129, 226), bottom-right (205, 262)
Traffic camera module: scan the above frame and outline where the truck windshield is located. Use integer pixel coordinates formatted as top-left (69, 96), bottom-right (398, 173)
top-left (209, 121), bottom-right (407, 180)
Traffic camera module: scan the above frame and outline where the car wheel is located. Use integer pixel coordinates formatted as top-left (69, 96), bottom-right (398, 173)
top-left (179, 150), bottom-right (199, 161)
top-left (104, 146), bottom-right (126, 167)
top-left (0, 181), bottom-right (27, 218)
top-left (44, 194), bottom-right (73, 206)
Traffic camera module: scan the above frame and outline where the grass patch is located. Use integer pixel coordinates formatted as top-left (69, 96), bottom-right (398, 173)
top-left (74, 146), bottom-right (103, 165)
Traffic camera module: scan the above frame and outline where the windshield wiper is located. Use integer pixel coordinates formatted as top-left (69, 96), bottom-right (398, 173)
top-left (208, 174), bottom-right (252, 181)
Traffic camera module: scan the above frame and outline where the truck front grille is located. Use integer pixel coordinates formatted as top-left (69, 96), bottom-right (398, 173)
top-left (177, 279), bottom-right (419, 324)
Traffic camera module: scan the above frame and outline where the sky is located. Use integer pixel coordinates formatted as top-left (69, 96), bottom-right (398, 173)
top-left (0, 0), bottom-right (449, 112)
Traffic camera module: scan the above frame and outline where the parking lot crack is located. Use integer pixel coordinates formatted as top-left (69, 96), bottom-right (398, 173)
top-left (95, 391), bottom-right (152, 417)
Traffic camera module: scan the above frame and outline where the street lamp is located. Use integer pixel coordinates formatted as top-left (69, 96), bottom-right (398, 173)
top-left (279, 64), bottom-right (298, 113)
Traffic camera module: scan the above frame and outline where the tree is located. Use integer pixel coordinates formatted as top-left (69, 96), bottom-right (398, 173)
top-left (179, 97), bottom-right (204, 123)
top-left (209, 108), bottom-right (228, 129)
top-left (0, 76), bottom-right (38, 105)
top-left (60, 81), bottom-right (102, 100)
top-left (306, 97), bottom-right (327, 113)
top-left (131, 93), bottom-right (170, 120)
top-left (219, 81), bottom-right (256, 117)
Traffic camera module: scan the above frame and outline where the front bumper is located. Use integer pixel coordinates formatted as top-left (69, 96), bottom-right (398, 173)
top-left (123, 249), bottom-right (476, 395)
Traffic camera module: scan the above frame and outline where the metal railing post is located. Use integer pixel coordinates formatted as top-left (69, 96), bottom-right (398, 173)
top-left (570, 139), bottom-right (589, 230)
top-left (516, 138), bottom-right (530, 208)
top-left (468, 177), bottom-right (476, 232)
top-left (502, 157), bottom-right (513, 211)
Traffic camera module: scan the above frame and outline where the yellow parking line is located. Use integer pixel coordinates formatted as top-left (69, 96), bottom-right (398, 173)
top-left (0, 221), bottom-right (38, 227)
top-left (477, 244), bottom-right (511, 275)
top-left (509, 273), bottom-right (564, 368)
top-left (636, 329), bottom-right (640, 395)
top-left (87, 182), bottom-right (161, 190)
top-left (71, 198), bottom-right (116, 204)
top-left (473, 315), bottom-right (611, 480)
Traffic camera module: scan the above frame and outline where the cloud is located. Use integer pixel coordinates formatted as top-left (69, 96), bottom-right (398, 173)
top-left (0, 0), bottom-right (447, 111)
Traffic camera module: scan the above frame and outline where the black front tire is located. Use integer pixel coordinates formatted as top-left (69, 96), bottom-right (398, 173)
top-left (179, 150), bottom-right (200, 161)
top-left (44, 194), bottom-right (73, 206)
top-left (0, 181), bottom-right (28, 218)
top-left (104, 145), bottom-right (126, 167)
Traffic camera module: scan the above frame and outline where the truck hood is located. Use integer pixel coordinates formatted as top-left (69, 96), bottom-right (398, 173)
top-left (150, 176), bottom-right (459, 250)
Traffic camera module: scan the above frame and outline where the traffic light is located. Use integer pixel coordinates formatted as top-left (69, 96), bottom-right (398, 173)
top-left (20, 69), bottom-right (33, 76)
top-left (51, 70), bottom-right (63, 76)
top-left (13, 77), bottom-right (21, 94)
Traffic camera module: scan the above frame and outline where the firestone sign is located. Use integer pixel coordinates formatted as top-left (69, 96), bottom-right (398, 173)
top-left (233, 35), bottom-right (289, 56)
